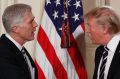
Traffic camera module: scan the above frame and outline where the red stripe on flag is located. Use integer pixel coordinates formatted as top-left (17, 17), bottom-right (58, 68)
top-left (67, 35), bottom-right (87, 79)
top-left (35, 60), bottom-right (46, 79)
top-left (37, 26), bottom-right (68, 79)
top-left (81, 22), bottom-right (85, 31)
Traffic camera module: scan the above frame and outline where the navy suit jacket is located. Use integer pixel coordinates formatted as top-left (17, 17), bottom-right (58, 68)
top-left (93, 41), bottom-right (120, 79)
top-left (0, 34), bottom-right (38, 79)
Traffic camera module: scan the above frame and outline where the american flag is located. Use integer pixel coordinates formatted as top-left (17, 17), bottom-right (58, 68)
top-left (35, 0), bottom-right (87, 79)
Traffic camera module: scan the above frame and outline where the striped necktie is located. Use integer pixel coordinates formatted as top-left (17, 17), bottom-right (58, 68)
top-left (21, 47), bottom-right (31, 70)
top-left (99, 46), bottom-right (109, 79)
top-left (21, 47), bottom-right (34, 79)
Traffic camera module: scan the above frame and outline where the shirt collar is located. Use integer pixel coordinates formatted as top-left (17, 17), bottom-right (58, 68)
top-left (107, 34), bottom-right (120, 52)
top-left (5, 33), bottom-right (23, 51)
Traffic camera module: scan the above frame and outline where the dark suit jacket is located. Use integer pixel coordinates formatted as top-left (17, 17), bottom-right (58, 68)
top-left (0, 34), bottom-right (38, 79)
top-left (93, 41), bottom-right (120, 79)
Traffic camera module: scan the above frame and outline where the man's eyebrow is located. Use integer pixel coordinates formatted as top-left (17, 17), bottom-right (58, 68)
top-left (30, 17), bottom-right (35, 22)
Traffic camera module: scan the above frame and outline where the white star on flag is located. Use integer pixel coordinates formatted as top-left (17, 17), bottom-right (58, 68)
top-left (72, 13), bottom-right (79, 21)
top-left (61, 12), bottom-right (68, 20)
top-left (74, 0), bottom-right (81, 9)
top-left (46, 0), bottom-right (51, 5)
top-left (68, 0), bottom-right (71, 6)
top-left (55, 0), bottom-right (61, 6)
top-left (64, 0), bottom-right (71, 7)
top-left (53, 11), bottom-right (58, 19)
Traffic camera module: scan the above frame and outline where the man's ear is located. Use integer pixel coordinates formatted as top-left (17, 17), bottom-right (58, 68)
top-left (103, 26), bottom-right (109, 34)
top-left (11, 26), bottom-right (19, 33)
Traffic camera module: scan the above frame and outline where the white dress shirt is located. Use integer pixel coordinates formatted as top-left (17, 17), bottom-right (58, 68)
top-left (97, 34), bottom-right (120, 79)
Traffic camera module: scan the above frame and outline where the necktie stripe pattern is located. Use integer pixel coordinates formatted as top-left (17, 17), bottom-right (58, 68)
top-left (99, 47), bottom-right (109, 79)
top-left (21, 47), bottom-right (34, 79)
top-left (21, 47), bottom-right (28, 63)
top-left (21, 47), bottom-right (31, 72)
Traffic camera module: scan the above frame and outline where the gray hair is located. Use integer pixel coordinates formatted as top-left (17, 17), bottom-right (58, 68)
top-left (2, 4), bottom-right (32, 33)
top-left (84, 6), bottom-right (120, 34)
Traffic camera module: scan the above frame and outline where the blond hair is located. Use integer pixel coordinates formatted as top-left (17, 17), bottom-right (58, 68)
top-left (85, 6), bottom-right (120, 34)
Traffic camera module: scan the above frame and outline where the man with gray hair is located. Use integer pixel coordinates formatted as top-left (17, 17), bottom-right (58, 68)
top-left (85, 6), bottom-right (120, 79)
top-left (0, 4), bottom-right (38, 79)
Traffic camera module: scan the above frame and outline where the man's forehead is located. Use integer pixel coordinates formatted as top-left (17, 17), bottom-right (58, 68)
top-left (23, 12), bottom-right (34, 20)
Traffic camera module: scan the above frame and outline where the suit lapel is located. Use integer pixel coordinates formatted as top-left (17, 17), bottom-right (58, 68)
top-left (93, 45), bottom-right (104, 79)
top-left (1, 34), bottom-right (37, 79)
top-left (0, 34), bottom-right (30, 69)
top-left (107, 41), bottom-right (120, 79)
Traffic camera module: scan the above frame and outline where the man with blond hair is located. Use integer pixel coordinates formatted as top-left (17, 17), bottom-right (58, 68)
top-left (85, 6), bottom-right (120, 79)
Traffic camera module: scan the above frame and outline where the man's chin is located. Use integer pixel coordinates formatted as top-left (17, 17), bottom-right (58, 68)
top-left (92, 41), bottom-right (100, 45)
top-left (28, 37), bottom-right (35, 41)
top-left (91, 41), bottom-right (97, 44)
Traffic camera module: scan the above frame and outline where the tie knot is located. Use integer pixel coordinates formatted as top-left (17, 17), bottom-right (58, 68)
top-left (104, 46), bottom-right (109, 51)
top-left (21, 47), bottom-right (25, 54)
top-left (103, 46), bottom-right (109, 58)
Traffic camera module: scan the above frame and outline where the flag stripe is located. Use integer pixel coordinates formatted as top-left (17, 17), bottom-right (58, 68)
top-left (73, 24), bottom-right (84, 39)
top-left (37, 27), bottom-right (68, 79)
top-left (35, 60), bottom-right (46, 79)
top-left (35, 42), bottom-right (56, 79)
top-left (81, 22), bottom-right (85, 31)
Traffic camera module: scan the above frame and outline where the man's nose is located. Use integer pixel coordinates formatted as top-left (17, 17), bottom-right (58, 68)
top-left (34, 21), bottom-right (38, 27)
